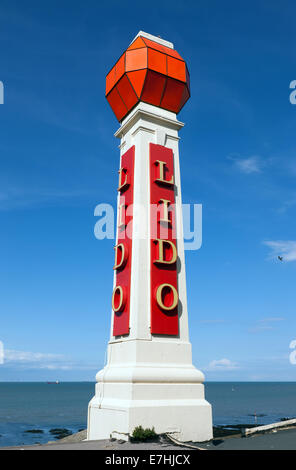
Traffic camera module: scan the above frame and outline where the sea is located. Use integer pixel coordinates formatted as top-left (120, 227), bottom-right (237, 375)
top-left (0, 381), bottom-right (296, 447)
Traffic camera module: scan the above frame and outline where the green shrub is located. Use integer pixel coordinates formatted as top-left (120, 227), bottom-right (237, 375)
top-left (131, 426), bottom-right (157, 442)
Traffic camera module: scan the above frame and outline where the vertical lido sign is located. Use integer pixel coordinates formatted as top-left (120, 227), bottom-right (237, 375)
top-left (112, 145), bottom-right (135, 336)
top-left (150, 143), bottom-right (179, 335)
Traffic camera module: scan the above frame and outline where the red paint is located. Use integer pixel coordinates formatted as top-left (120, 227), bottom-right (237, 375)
top-left (150, 143), bottom-right (179, 335)
top-left (113, 146), bottom-right (135, 336)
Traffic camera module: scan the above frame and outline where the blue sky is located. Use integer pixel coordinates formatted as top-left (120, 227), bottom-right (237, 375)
top-left (0, 0), bottom-right (295, 381)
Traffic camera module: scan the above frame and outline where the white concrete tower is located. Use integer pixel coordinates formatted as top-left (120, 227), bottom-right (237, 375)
top-left (87, 32), bottom-right (213, 442)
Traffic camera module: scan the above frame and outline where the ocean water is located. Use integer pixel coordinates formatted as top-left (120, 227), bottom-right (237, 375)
top-left (0, 382), bottom-right (296, 447)
top-left (0, 382), bottom-right (93, 447)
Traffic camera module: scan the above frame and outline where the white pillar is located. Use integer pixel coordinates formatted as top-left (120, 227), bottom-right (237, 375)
top-left (87, 101), bottom-right (213, 442)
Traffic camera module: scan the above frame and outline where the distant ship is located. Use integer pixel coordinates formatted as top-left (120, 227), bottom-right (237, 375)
top-left (47, 381), bottom-right (60, 384)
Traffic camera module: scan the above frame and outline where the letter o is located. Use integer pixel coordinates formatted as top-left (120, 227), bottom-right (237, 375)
top-left (156, 283), bottom-right (178, 311)
top-left (112, 286), bottom-right (126, 313)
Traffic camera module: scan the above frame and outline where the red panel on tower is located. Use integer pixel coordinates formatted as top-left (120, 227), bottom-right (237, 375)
top-left (106, 86), bottom-right (127, 121)
top-left (112, 146), bottom-right (135, 336)
top-left (141, 70), bottom-right (166, 107)
top-left (150, 143), bottom-right (179, 336)
top-left (160, 78), bottom-right (185, 113)
top-left (117, 74), bottom-right (138, 110)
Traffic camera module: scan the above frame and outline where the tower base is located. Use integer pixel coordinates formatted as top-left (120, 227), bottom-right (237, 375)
top-left (87, 359), bottom-right (213, 442)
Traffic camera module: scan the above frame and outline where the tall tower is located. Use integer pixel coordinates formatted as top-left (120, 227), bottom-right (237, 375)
top-left (87, 31), bottom-right (213, 442)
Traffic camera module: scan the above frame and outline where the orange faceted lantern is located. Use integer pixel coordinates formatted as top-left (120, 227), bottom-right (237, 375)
top-left (106, 35), bottom-right (190, 121)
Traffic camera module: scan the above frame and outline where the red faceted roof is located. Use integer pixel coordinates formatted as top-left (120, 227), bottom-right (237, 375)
top-left (106, 35), bottom-right (190, 121)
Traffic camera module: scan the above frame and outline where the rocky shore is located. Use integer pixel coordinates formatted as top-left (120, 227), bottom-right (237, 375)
top-left (2, 422), bottom-right (296, 450)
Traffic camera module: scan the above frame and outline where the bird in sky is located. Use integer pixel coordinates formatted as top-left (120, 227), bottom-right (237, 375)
top-left (278, 256), bottom-right (283, 261)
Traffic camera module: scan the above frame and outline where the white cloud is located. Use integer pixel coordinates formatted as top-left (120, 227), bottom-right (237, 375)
top-left (0, 187), bottom-right (94, 211)
top-left (33, 364), bottom-right (73, 371)
top-left (248, 317), bottom-right (285, 334)
top-left (0, 341), bottom-right (4, 365)
top-left (2, 348), bottom-right (98, 371)
top-left (199, 319), bottom-right (226, 324)
top-left (248, 325), bottom-right (274, 334)
top-left (236, 157), bottom-right (262, 174)
top-left (263, 240), bottom-right (296, 262)
top-left (259, 317), bottom-right (285, 323)
top-left (32, 364), bottom-right (96, 371)
top-left (229, 154), bottom-right (263, 174)
top-left (4, 349), bottom-right (63, 363)
top-left (277, 198), bottom-right (296, 214)
top-left (205, 358), bottom-right (239, 371)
